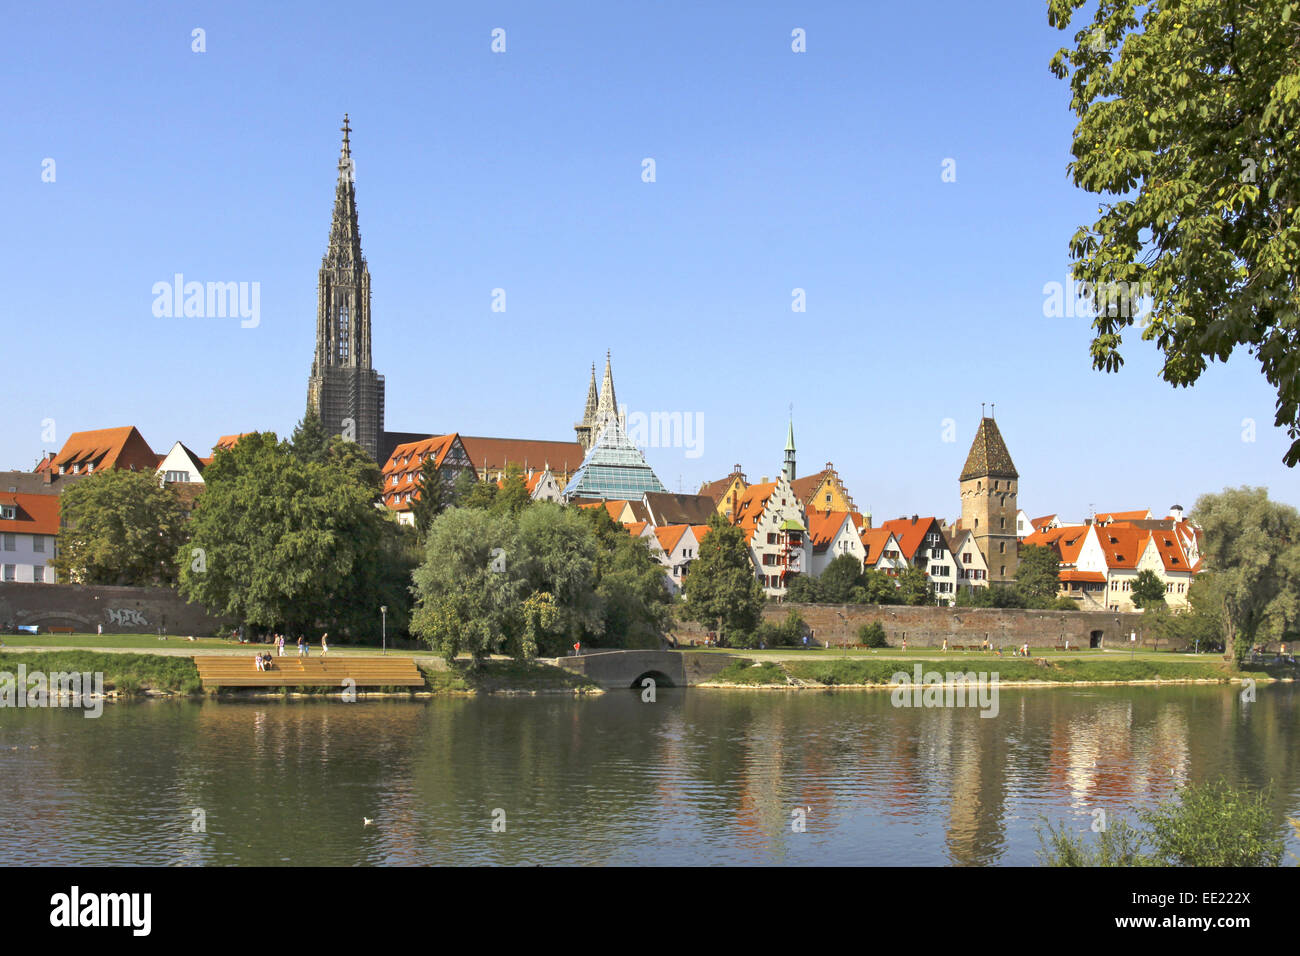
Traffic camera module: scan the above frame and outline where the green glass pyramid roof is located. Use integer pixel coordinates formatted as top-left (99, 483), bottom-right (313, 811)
top-left (562, 417), bottom-right (666, 501)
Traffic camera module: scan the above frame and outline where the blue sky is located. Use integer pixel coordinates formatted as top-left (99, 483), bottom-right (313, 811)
top-left (4, 0), bottom-right (1296, 519)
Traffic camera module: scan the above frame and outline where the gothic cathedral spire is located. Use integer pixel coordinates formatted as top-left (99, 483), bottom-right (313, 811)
top-left (307, 114), bottom-right (385, 461)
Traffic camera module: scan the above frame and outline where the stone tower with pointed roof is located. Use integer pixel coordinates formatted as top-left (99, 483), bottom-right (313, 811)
top-left (307, 114), bottom-right (386, 461)
top-left (959, 414), bottom-right (1019, 584)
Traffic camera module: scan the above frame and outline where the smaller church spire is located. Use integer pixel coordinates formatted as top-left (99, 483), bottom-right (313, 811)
top-left (783, 414), bottom-right (797, 482)
top-left (582, 363), bottom-right (598, 426)
top-left (596, 350), bottom-right (618, 421)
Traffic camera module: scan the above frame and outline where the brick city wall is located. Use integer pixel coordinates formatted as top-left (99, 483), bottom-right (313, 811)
top-left (0, 583), bottom-right (228, 635)
top-left (672, 602), bottom-right (1143, 649)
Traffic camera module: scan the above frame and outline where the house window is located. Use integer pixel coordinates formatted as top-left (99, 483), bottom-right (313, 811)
top-left (963, 552), bottom-right (971, 564)
top-left (2, 565), bottom-right (13, 581)
top-left (33, 566), bottom-right (44, 583)
top-left (32, 535), bottom-right (44, 553)
top-left (1, 534), bottom-right (14, 551)
top-left (999, 517), bottom-right (1006, 530)
top-left (0, 505), bottom-right (14, 520)
top-left (999, 542), bottom-right (1006, 554)
top-left (999, 565), bottom-right (1006, 576)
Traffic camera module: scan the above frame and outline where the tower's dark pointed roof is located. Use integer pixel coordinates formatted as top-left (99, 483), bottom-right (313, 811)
top-left (960, 417), bottom-right (1018, 481)
top-left (325, 113), bottom-right (363, 268)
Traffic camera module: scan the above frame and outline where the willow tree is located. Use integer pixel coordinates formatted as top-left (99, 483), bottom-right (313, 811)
top-left (1049, 0), bottom-right (1300, 464)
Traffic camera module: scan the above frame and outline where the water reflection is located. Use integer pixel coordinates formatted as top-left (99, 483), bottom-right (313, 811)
top-left (0, 684), bottom-right (1295, 866)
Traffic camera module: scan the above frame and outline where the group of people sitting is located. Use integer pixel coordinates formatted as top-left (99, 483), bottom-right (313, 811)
top-left (254, 652), bottom-right (275, 671)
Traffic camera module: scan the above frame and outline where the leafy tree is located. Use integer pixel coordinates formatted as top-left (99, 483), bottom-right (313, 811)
top-left (1016, 544), bottom-right (1062, 603)
top-left (410, 454), bottom-right (454, 538)
top-left (178, 431), bottom-right (407, 640)
top-left (819, 554), bottom-right (865, 603)
top-left (859, 568), bottom-right (901, 605)
top-left (895, 565), bottom-right (933, 606)
top-left (512, 503), bottom-right (602, 654)
top-left (595, 530), bottom-right (674, 650)
top-left (410, 507), bottom-right (520, 664)
top-left (1192, 487), bottom-right (1300, 662)
top-left (955, 585), bottom-right (995, 608)
top-left (682, 513), bottom-right (765, 645)
top-left (460, 476), bottom-right (500, 511)
top-left (289, 409), bottom-right (332, 464)
top-left (1048, 0), bottom-right (1300, 465)
top-left (1037, 779), bottom-right (1283, 867)
top-left (755, 608), bottom-right (806, 648)
top-left (1131, 569), bottom-right (1168, 609)
top-left (784, 574), bottom-right (821, 603)
top-left (857, 621), bottom-right (889, 648)
top-left (52, 469), bottom-right (188, 587)
top-left (495, 463), bottom-right (532, 516)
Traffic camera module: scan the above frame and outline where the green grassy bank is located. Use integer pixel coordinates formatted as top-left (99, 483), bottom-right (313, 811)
top-left (0, 651), bottom-right (203, 695)
top-left (711, 654), bottom-right (1281, 687)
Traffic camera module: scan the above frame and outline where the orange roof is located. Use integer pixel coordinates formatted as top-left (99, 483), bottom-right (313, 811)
top-left (789, 469), bottom-right (830, 505)
top-left (1059, 570), bottom-right (1106, 583)
top-left (691, 524), bottom-right (711, 544)
top-left (603, 501), bottom-right (631, 522)
top-left (1022, 526), bottom-right (1089, 565)
top-left (0, 492), bottom-right (60, 536)
top-left (734, 482), bottom-right (777, 534)
top-left (860, 528), bottom-right (895, 563)
top-left (1094, 526), bottom-right (1148, 570)
top-left (213, 433), bottom-right (250, 452)
top-left (1097, 509), bottom-right (1151, 524)
top-left (654, 524), bottom-right (691, 555)
top-left (626, 521), bottom-right (649, 537)
top-left (879, 517), bottom-right (940, 560)
top-left (1031, 514), bottom-right (1057, 531)
top-left (699, 467), bottom-right (747, 504)
top-left (52, 427), bottom-right (156, 474)
top-left (806, 509), bottom-right (853, 553)
top-left (1150, 532), bottom-right (1192, 573)
top-left (578, 501), bottom-right (605, 511)
top-left (458, 436), bottom-right (585, 480)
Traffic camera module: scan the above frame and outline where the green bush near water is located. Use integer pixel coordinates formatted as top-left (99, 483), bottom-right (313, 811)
top-left (714, 660), bottom-right (787, 685)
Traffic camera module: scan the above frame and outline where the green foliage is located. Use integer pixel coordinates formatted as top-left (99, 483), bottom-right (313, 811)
top-left (1016, 544), bottom-right (1062, 603)
top-left (754, 609), bottom-right (807, 648)
top-left (682, 513), bottom-right (765, 644)
top-left (895, 565), bottom-right (933, 606)
top-left (819, 554), bottom-right (866, 603)
top-left (713, 659), bottom-right (787, 685)
top-left (0, 651), bottom-right (200, 694)
top-left (410, 455), bottom-right (454, 539)
top-left (52, 469), bottom-right (188, 586)
top-left (495, 463), bottom-right (532, 516)
top-left (857, 621), bottom-right (889, 647)
top-left (783, 575), bottom-right (821, 603)
top-left (410, 501), bottom-right (672, 664)
top-left (1047, 0), bottom-right (1300, 465)
top-left (1131, 569), bottom-right (1168, 609)
top-left (1038, 779), bottom-right (1284, 867)
top-left (289, 410), bottom-right (331, 464)
top-left (859, 568), bottom-right (901, 605)
top-left (178, 430), bottom-right (413, 640)
top-left (1191, 487), bottom-right (1300, 662)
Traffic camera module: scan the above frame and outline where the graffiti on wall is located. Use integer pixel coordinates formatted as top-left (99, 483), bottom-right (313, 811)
top-left (105, 608), bottom-right (149, 628)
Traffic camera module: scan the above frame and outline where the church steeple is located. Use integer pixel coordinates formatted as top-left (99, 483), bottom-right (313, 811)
top-left (307, 115), bottom-right (384, 461)
top-left (783, 415), bottom-right (797, 482)
top-left (596, 351), bottom-right (618, 422)
top-left (582, 363), bottom-right (598, 425)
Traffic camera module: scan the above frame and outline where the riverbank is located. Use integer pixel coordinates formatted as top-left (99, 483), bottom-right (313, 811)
top-left (703, 655), bottom-right (1292, 688)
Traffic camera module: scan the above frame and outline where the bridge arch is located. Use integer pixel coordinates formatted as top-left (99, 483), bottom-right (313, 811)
top-left (630, 670), bottom-right (675, 689)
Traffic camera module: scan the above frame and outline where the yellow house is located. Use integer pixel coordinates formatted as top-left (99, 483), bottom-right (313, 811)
top-left (699, 465), bottom-right (748, 521)
top-left (790, 462), bottom-right (857, 514)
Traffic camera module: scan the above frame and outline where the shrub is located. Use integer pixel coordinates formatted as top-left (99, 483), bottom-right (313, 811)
top-left (857, 621), bottom-right (889, 647)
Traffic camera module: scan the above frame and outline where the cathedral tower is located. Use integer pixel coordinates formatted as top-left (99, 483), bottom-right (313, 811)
top-left (306, 114), bottom-right (385, 461)
top-left (959, 413), bottom-right (1019, 584)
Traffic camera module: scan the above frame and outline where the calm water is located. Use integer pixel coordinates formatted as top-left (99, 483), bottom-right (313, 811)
top-left (0, 684), bottom-right (1297, 866)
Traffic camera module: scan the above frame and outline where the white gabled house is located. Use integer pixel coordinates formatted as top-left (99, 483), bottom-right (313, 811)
top-left (806, 509), bottom-right (864, 577)
top-left (734, 473), bottom-right (808, 597)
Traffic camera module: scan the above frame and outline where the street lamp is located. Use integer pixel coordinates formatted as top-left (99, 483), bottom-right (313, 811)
top-left (380, 605), bottom-right (387, 656)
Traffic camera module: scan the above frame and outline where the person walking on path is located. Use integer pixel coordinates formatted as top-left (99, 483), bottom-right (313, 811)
top-left (277, 634), bottom-right (285, 657)
top-left (320, 633), bottom-right (329, 657)
top-left (297, 636), bottom-right (305, 658)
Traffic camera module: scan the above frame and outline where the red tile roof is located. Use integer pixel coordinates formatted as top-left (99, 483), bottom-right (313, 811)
top-left (879, 517), bottom-right (941, 561)
top-left (213, 434), bottom-right (250, 452)
top-left (654, 524), bottom-right (691, 556)
top-left (0, 493), bottom-right (60, 536)
top-left (52, 427), bottom-right (157, 475)
top-left (458, 436), bottom-right (585, 480)
top-left (734, 482), bottom-right (777, 535)
top-left (806, 509), bottom-right (853, 553)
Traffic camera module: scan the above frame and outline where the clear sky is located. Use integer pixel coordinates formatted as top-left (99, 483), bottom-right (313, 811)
top-left (4, 0), bottom-right (1296, 520)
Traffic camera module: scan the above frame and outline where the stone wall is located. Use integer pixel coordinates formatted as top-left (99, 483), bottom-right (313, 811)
top-left (671, 602), bottom-right (1143, 649)
top-left (0, 582), bottom-right (229, 635)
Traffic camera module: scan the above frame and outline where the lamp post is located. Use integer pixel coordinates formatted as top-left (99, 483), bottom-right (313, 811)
top-left (380, 605), bottom-right (387, 656)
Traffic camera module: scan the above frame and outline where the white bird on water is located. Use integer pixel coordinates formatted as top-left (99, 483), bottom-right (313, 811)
top-left (363, 817), bottom-right (374, 827)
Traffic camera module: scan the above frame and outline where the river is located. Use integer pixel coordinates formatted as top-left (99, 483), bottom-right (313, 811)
top-left (1, 683), bottom-right (1296, 865)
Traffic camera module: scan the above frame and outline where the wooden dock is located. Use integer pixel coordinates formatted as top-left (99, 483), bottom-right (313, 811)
top-left (194, 655), bottom-right (425, 690)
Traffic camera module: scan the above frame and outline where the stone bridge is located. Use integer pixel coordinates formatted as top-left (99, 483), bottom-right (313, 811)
top-left (551, 649), bottom-right (738, 689)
